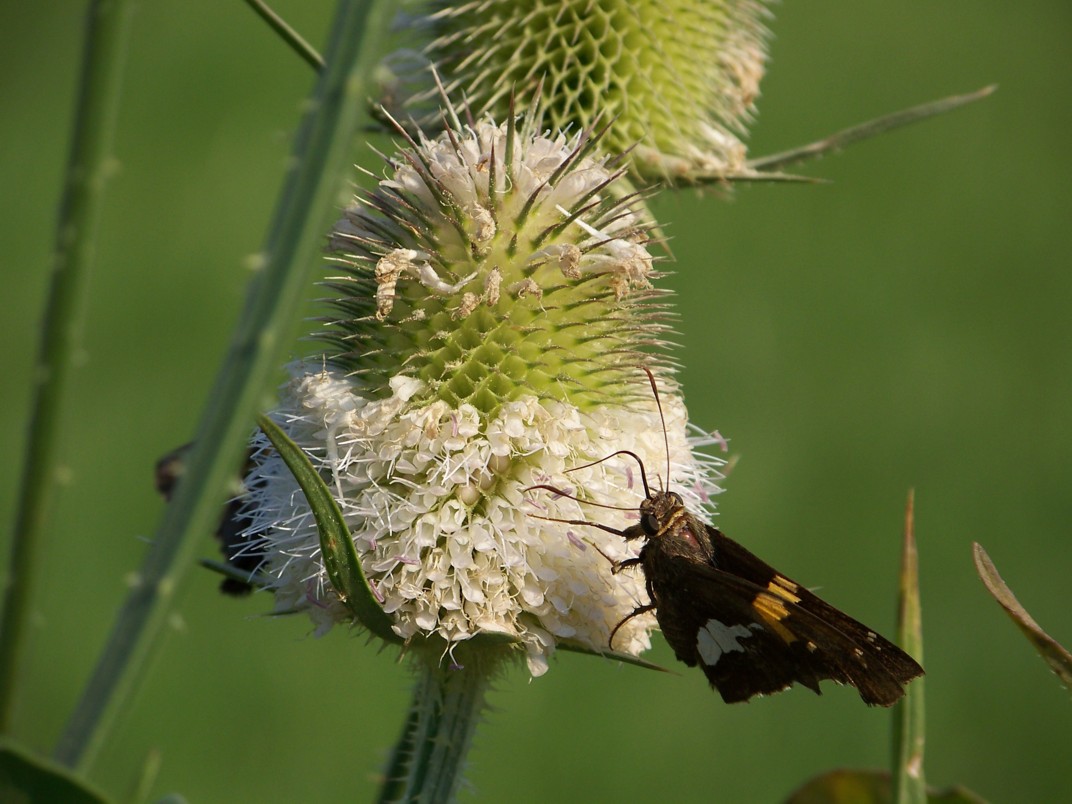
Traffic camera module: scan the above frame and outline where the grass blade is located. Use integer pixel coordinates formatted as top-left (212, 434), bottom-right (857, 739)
top-left (973, 542), bottom-right (1072, 692)
top-left (892, 490), bottom-right (926, 804)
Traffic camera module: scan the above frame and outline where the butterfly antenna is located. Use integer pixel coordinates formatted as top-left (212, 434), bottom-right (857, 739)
top-left (642, 367), bottom-right (671, 491)
top-left (523, 484), bottom-right (636, 513)
top-left (564, 449), bottom-right (651, 498)
top-left (527, 511), bottom-right (629, 540)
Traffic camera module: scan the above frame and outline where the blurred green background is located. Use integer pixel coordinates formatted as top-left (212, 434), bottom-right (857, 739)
top-left (2, 1), bottom-right (1070, 801)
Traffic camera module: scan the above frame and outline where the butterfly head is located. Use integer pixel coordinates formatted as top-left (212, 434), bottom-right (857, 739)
top-left (627, 489), bottom-right (687, 542)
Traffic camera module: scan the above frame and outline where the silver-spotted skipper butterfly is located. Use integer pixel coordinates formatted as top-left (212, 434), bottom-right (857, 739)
top-left (531, 369), bottom-right (923, 706)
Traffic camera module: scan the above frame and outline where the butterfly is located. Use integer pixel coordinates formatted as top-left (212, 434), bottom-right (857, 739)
top-left (531, 369), bottom-right (923, 706)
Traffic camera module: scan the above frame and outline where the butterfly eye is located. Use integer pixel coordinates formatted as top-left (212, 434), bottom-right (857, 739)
top-left (641, 513), bottom-right (660, 536)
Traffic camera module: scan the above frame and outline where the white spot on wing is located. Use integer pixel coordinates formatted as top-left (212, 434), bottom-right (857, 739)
top-left (697, 620), bottom-right (756, 666)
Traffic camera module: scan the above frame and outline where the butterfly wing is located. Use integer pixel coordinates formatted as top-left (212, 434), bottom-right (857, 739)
top-left (706, 525), bottom-right (905, 650)
top-left (645, 527), bottom-right (922, 706)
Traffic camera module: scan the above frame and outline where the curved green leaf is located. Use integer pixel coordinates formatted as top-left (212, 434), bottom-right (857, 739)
top-left (0, 741), bottom-right (111, 804)
top-left (558, 640), bottom-right (670, 673)
top-left (257, 414), bottom-right (400, 644)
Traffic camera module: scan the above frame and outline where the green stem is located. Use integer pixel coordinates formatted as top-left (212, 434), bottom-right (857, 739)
top-left (243, 0), bottom-right (324, 72)
top-left (0, 0), bottom-right (135, 734)
top-left (377, 703), bottom-right (421, 804)
top-left (51, 0), bottom-right (394, 771)
top-left (379, 658), bottom-right (492, 804)
top-left (892, 490), bottom-right (926, 804)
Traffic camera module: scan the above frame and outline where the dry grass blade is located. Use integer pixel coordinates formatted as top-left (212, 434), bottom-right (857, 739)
top-left (973, 542), bottom-right (1072, 692)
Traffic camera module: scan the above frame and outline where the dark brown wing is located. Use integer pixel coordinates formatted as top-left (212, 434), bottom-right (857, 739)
top-left (707, 524), bottom-right (922, 678)
top-left (650, 534), bottom-right (922, 706)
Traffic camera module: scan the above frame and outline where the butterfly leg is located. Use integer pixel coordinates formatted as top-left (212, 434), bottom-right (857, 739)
top-left (609, 602), bottom-right (656, 649)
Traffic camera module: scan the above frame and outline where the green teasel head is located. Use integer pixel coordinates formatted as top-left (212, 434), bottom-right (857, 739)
top-left (241, 107), bottom-right (726, 673)
top-left (381, 0), bottom-right (774, 184)
top-left (323, 108), bottom-right (670, 412)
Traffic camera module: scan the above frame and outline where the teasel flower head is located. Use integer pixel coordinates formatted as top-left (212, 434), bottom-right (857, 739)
top-left (241, 106), bottom-right (725, 676)
top-left (381, 0), bottom-right (773, 184)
